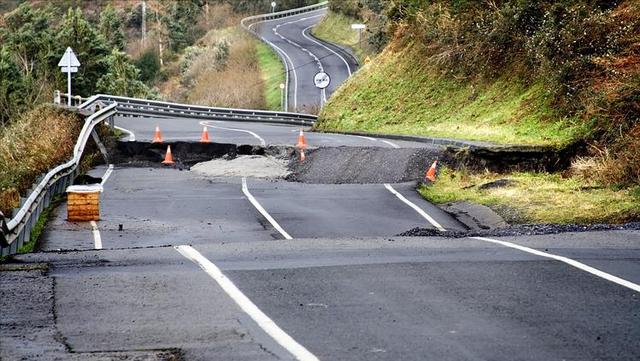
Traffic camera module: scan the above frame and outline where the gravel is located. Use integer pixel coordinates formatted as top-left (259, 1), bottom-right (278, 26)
top-left (287, 146), bottom-right (446, 184)
top-left (191, 155), bottom-right (291, 179)
top-left (398, 222), bottom-right (640, 238)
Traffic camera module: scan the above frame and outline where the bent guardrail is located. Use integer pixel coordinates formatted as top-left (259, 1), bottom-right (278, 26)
top-left (0, 103), bottom-right (117, 257)
top-left (78, 94), bottom-right (318, 126)
top-left (241, 2), bottom-right (328, 113)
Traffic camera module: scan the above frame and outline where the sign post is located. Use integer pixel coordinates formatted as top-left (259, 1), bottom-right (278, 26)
top-left (279, 83), bottom-right (285, 111)
top-left (58, 47), bottom-right (81, 107)
top-left (271, 1), bottom-right (276, 13)
top-left (313, 72), bottom-right (331, 107)
top-left (351, 24), bottom-right (366, 50)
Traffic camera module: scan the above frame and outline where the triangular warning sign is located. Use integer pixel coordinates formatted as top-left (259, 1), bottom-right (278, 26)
top-left (58, 47), bottom-right (81, 67)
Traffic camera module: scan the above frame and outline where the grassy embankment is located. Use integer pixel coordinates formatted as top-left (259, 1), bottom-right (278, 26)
top-left (311, 10), bottom-right (370, 63)
top-left (318, 43), bottom-right (586, 146)
top-left (313, 4), bottom-right (639, 224)
top-left (419, 170), bottom-right (640, 224)
top-left (0, 106), bottom-right (83, 257)
top-left (0, 105), bottom-right (83, 215)
top-left (256, 42), bottom-right (286, 111)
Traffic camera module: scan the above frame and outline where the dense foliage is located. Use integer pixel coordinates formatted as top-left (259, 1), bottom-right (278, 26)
top-left (328, 0), bottom-right (640, 185)
top-left (0, 3), bottom-right (152, 124)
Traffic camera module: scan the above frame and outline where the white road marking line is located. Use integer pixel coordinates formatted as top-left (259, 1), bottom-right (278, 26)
top-left (114, 125), bottom-right (135, 141)
top-left (90, 221), bottom-right (102, 250)
top-left (471, 237), bottom-right (640, 293)
top-left (302, 25), bottom-right (352, 76)
top-left (200, 121), bottom-right (267, 146)
top-left (384, 184), bottom-right (446, 232)
top-left (348, 134), bottom-right (377, 141)
top-left (272, 15), bottom-right (327, 107)
top-left (175, 245), bottom-right (318, 361)
top-left (242, 177), bottom-right (293, 240)
top-left (268, 41), bottom-right (298, 110)
top-left (101, 164), bottom-right (114, 186)
top-left (380, 140), bottom-right (400, 149)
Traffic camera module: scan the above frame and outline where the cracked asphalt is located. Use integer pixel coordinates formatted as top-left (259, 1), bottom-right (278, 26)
top-left (2, 7), bottom-right (640, 361)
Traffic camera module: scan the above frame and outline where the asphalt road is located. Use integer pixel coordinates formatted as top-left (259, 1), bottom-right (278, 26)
top-left (3, 8), bottom-right (640, 361)
top-left (5, 233), bottom-right (639, 360)
top-left (38, 166), bottom-right (463, 251)
top-left (113, 115), bottom-right (429, 148)
top-left (250, 8), bottom-right (358, 112)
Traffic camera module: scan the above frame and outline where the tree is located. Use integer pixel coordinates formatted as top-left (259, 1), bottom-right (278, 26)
top-left (96, 49), bottom-right (150, 97)
top-left (99, 5), bottom-right (127, 51)
top-left (56, 8), bottom-right (110, 96)
top-left (0, 4), bottom-right (58, 123)
top-left (0, 46), bottom-right (27, 124)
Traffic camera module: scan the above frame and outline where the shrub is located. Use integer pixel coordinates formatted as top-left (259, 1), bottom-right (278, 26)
top-left (0, 105), bottom-right (82, 215)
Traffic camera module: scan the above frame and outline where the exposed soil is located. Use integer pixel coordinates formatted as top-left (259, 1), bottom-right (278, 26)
top-left (398, 222), bottom-right (640, 238)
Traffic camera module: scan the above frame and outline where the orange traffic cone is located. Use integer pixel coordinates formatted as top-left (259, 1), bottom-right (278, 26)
top-left (152, 125), bottom-right (163, 143)
top-left (200, 126), bottom-right (210, 143)
top-left (162, 145), bottom-right (175, 165)
top-left (300, 149), bottom-right (306, 162)
top-left (425, 160), bottom-right (438, 182)
top-left (296, 128), bottom-right (307, 149)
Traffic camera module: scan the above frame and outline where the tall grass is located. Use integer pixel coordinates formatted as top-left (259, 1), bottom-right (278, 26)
top-left (0, 105), bottom-right (82, 215)
top-left (159, 26), bottom-right (268, 110)
top-left (256, 42), bottom-right (285, 111)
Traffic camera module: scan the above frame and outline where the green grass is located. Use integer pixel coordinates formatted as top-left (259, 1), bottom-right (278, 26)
top-left (256, 42), bottom-right (286, 111)
top-left (16, 197), bottom-right (62, 254)
top-left (419, 168), bottom-right (640, 224)
top-left (318, 43), bottom-right (590, 146)
top-left (311, 10), bottom-right (369, 63)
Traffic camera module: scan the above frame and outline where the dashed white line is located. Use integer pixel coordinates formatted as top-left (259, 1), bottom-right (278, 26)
top-left (242, 177), bottom-right (293, 240)
top-left (175, 245), bottom-right (319, 361)
top-left (302, 25), bottom-right (352, 76)
top-left (201, 121), bottom-right (267, 146)
top-left (471, 237), bottom-right (640, 293)
top-left (90, 221), bottom-right (102, 250)
top-left (384, 184), bottom-right (446, 232)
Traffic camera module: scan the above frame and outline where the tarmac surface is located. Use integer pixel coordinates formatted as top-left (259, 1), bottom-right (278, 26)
top-left (2, 8), bottom-right (640, 361)
top-left (250, 8), bottom-right (358, 112)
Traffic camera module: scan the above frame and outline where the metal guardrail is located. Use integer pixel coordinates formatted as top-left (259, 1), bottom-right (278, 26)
top-left (79, 94), bottom-right (318, 126)
top-left (54, 90), bottom-right (88, 107)
top-left (241, 2), bottom-right (329, 113)
top-left (0, 104), bottom-right (118, 257)
top-left (240, 1), bottom-right (328, 29)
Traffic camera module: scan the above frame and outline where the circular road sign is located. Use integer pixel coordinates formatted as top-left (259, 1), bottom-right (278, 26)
top-left (314, 72), bottom-right (331, 89)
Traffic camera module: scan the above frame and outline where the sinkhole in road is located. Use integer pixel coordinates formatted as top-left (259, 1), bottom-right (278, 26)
top-left (111, 140), bottom-right (449, 184)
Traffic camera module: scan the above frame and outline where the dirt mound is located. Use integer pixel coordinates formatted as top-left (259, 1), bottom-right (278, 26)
top-left (287, 146), bottom-right (446, 184)
top-left (192, 155), bottom-right (290, 179)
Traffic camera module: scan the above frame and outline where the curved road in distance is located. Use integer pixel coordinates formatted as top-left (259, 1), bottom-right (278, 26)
top-left (249, 8), bottom-right (358, 112)
top-left (113, 115), bottom-right (429, 149)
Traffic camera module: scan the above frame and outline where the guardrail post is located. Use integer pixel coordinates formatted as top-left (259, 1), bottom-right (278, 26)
top-left (54, 90), bottom-right (61, 105)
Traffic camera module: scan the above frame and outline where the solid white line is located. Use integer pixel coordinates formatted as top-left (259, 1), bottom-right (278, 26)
top-left (175, 245), bottom-right (319, 361)
top-left (384, 184), bottom-right (446, 232)
top-left (381, 140), bottom-right (400, 149)
top-left (242, 177), bottom-right (293, 240)
top-left (101, 164), bottom-right (114, 186)
top-left (269, 41), bottom-right (298, 110)
top-left (347, 134), bottom-right (377, 141)
top-left (90, 221), bottom-right (102, 250)
top-left (302, 26), bottom-right (352, 76)
top-left (201, 121), bottom-right (267, 146)
top-left (471, 237), bottom-right (640, 293)
top-left (114, 125), bottom-right (135, 141)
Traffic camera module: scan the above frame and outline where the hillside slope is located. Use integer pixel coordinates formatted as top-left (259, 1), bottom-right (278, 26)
top-left (318, 42), bottom-right (587, 146)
